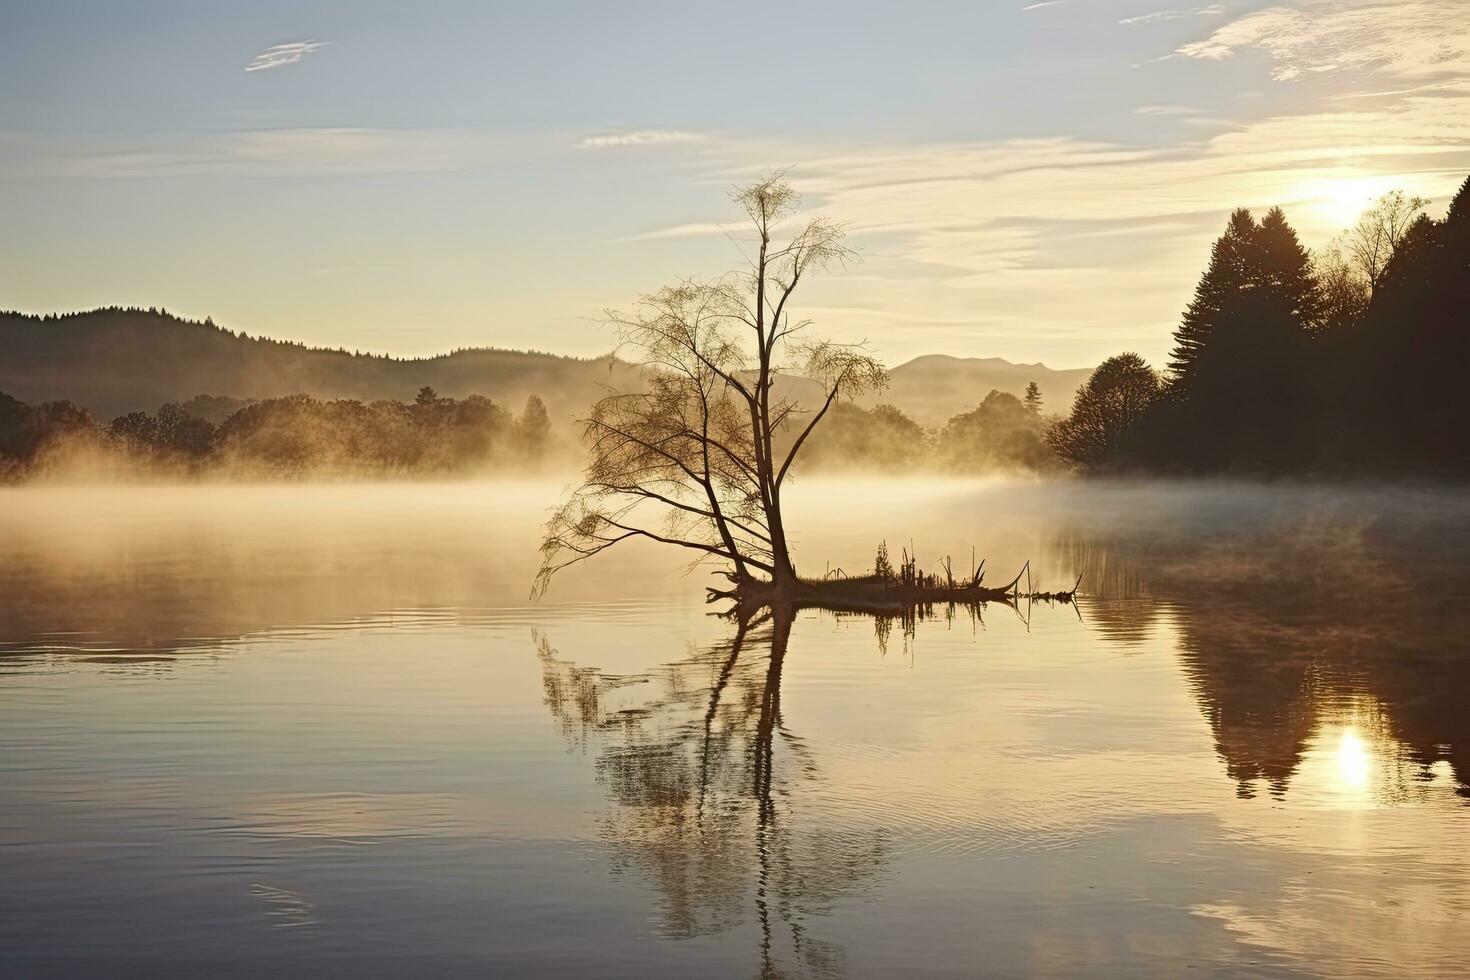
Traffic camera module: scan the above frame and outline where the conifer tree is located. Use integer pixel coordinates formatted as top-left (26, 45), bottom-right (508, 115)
top-left (1167, 207), bottom-right (1320, 396)
top-left (1023, 381), bottom-right (1042, 414)
top-left (1167, 209), bottom-right (1259, 392)
top-left (1256, 207), bottom-right (1322, 327)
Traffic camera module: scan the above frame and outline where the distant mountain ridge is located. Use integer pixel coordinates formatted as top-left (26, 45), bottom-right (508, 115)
top-left (861, 354), bottom-right (1092, 427)
top-left (0, 308), bottom-right (1091, 425)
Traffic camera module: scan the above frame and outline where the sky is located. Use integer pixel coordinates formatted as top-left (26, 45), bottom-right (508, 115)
top-left (3, 0), bottom-right (1468, 369)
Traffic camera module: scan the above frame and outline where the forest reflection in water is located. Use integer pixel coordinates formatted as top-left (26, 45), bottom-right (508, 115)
top-left (1, 480), bottom-right (1468, 978)
top-left (1054, 487), bottom-right (1470, 806)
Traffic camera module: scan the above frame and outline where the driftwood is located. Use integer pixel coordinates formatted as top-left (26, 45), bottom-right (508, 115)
top-left (708, 556), bottom-right (1083, 612)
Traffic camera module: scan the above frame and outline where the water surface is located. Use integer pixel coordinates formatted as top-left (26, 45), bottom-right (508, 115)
top-left (2, 480), bottom-right (1468, 978)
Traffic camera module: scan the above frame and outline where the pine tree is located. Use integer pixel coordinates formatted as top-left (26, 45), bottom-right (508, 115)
top-left (1168, 207), bottom-right (1320, 396)
top-left (1256, 207), bottom-right (1322, 327)
top-left (1023, 381), bottom-right (1042, 414)
top-left (1167, 209), bottom-right (1259, 392)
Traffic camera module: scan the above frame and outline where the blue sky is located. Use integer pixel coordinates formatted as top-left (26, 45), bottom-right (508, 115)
top-left (4, 0), bottom-right (1468, 367)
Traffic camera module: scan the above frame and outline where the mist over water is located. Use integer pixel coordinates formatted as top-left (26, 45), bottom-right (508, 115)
top-left (2, 479), bottom-right (1468, 978)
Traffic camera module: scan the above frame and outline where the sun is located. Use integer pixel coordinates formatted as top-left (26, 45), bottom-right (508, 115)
top-left (1307, 175), bottom-right (1402, 232)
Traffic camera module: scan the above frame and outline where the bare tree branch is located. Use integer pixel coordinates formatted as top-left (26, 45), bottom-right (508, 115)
top-left (535, 172), bottom-right (886, 597)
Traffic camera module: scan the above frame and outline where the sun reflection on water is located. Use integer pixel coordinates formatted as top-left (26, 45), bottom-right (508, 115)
top-left (1336, 727), bottom-right (1373, 792)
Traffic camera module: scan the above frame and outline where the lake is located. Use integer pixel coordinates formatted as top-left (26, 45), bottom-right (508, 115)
top-left (2, 479), bottom-right (1468, 978)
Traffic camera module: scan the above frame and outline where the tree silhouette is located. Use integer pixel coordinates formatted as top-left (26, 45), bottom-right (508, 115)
top-left (536, 174), bottom-right (885, 598)
top-left (1167, 207), bottom-right (1319, 399)
top-left (1339, 177), bottom-right (1470, 473)
top-left (1344, 190), bottom-right (1430, 296)
top-left (1313, 241), bottom-right (1371, 334)
top-left (1023, 381), bottom-right (1042, 414)
top-left (1167, 209), bottom-right (1260, 392)
top-left (1048, 354), bottom-right (1161, 468)
top-left (1255, 206), bottom-right (1322, 327)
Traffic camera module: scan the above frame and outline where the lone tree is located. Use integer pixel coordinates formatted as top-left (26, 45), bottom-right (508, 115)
top-left (535, 174), bottom-right (886, 599)
top-left (1023, 381), bottom-right (1042, 414)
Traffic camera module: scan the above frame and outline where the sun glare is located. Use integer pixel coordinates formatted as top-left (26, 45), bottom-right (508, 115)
top-left (1308, 176), bottom-right (1402, 232)
top-left (1336, 728), bottom-right (1373, 790)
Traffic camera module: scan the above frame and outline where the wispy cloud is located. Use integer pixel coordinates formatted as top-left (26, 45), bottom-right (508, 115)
top-left (1175, 1), bottom-right (1470, 82)
top-left (621, 221), bottom-right (729, 242)
top-left (0, 128), bottom-right (519, 178)
top-left (1119, 5), bottom-right (1223, 26)
top-left (1021, 1), bottom-right (1065, 11)
top-left (245, 40), bottom-right (327, 73)
top-left (1134, 104), bottom-right (1200, 115)
top-left (578, 130), bottom-right (703, 149)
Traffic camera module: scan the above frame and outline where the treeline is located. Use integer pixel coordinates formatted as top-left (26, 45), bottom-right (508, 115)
top-left (0, 381), bottom-right (1062, 480)
top-left (1051, 175), bottom-right (1470, 477)
top-left (0, 387), bottom-right (554, 480)
top-left (793, 384), bottom-right (1059, 473)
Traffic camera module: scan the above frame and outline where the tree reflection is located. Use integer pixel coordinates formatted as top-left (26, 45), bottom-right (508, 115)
top-left (1060, 511), bottom-right (1470, 803)
top-left (536, 607), bottom-right (885, 978)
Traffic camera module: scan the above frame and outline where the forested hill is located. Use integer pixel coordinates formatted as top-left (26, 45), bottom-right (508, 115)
top-left (0, 307), bottom-right (1090, 422)
top-left (0, 308), bottom-right (645, 422)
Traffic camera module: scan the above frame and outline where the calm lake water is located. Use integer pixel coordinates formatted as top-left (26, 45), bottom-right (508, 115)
top-left (2, 479), bottom-right (1468, 979)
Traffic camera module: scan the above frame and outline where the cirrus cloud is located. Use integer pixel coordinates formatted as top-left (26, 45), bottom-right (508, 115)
top-left (1120, 5), bottom-right (1223, 26)
top-left (578, 130), bottom-right (704, 149)
top-left (245, 40), bottom-right (327, 73)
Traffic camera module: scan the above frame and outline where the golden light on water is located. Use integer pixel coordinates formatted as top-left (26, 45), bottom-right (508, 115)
top-left (1336, 728), bottom-right (1373, 791)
